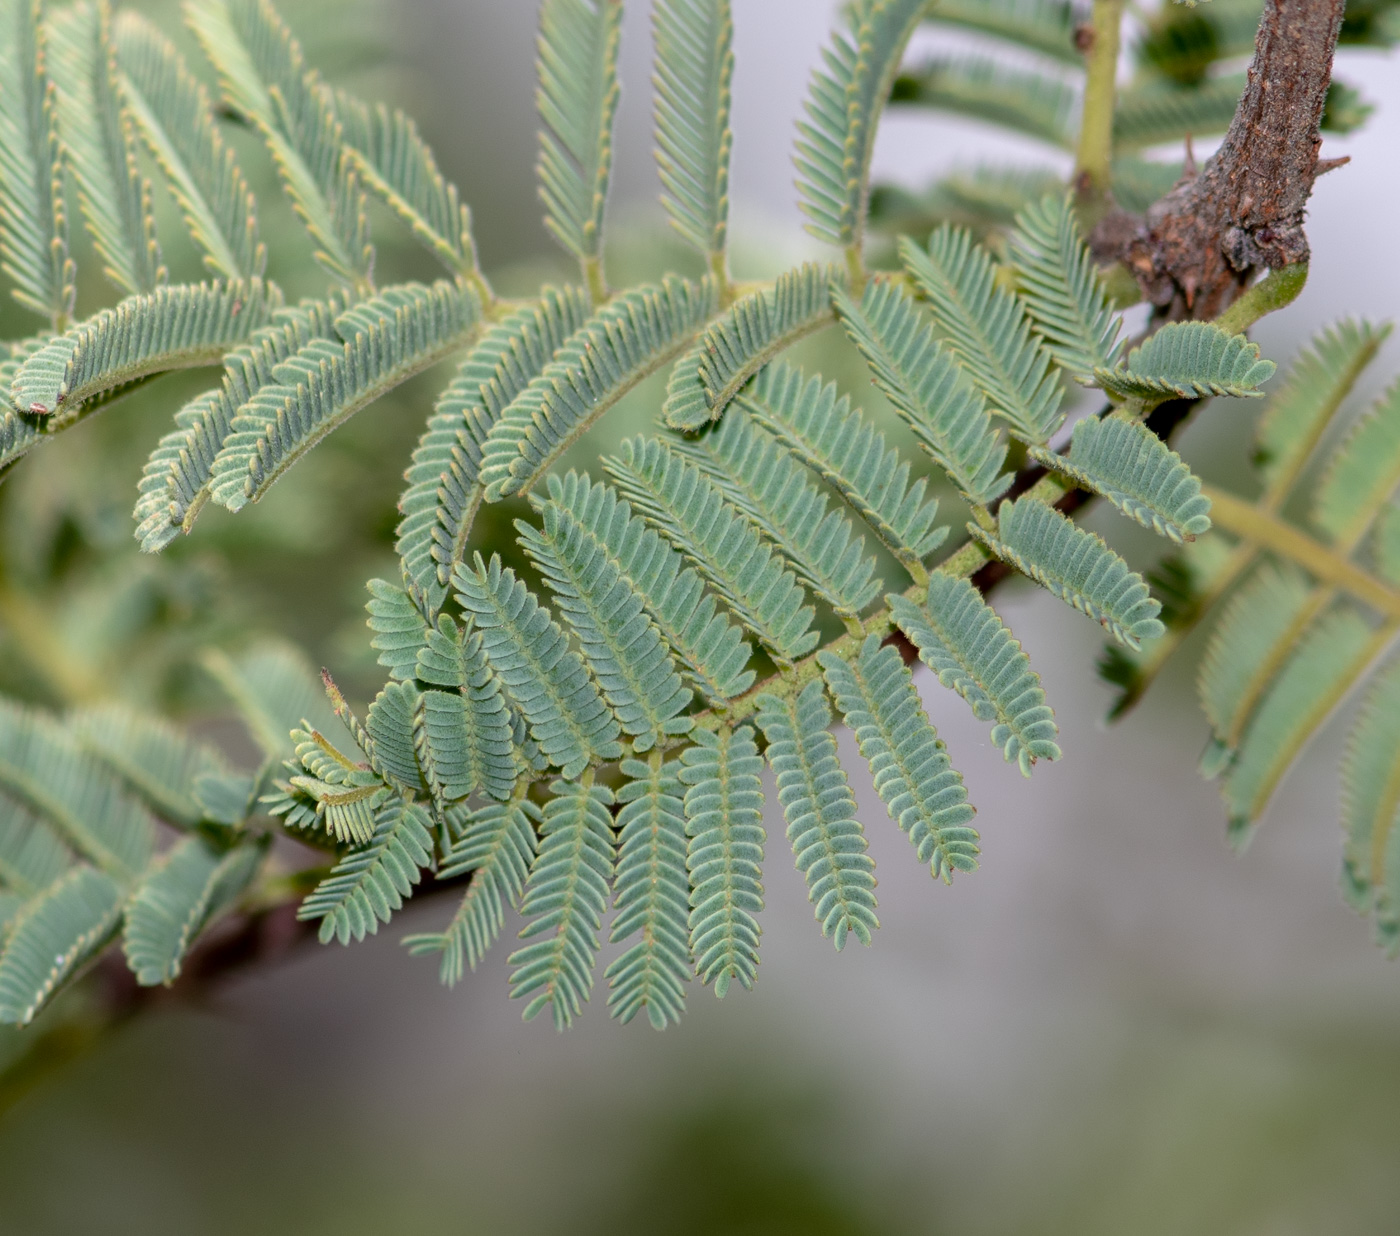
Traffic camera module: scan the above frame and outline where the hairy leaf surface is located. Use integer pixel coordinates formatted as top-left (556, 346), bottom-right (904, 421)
top-left (1095, 321), bottom-right (1276, 403)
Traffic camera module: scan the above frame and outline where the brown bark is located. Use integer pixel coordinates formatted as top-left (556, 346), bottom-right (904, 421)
top-left (1105, 0), bottom-right (1345, 319)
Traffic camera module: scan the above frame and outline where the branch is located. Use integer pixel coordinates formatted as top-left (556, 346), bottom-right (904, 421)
top-left (1107, 0), bottom-right (1345, 319)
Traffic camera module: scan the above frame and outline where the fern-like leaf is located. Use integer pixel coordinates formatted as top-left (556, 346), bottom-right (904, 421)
top-left (0, 799), bottom-right (72, 897)
top-left (113, 11), bottom-right (265, 280)
top-left (542, 472), bottom-right (754, 703)
top-left (890, 55), bottom-right (1076, 150)
top-left (11, 279), bottom-right (278, 417)
top-left (741, 362), bottom-right (947, 577)
top-left (1007, 192), bottom-right (1123, 382)
top-left (675, 406), bottom-right (882, 619)
top-left (1253, 319), bottom-right (1389, 498)
top-left (1312, 378), bottom-right (1400, 549)
top-left (47, 0), bottom-right (164, 295)
top-left (0, 866), bottom-right (122, 1025)
top-left (681, 725), bottom-right (765, 997)
top-left (888, 570), bottom-right (1061, 775)
top-left (479, 275), bottom-right (716, 501)
top-left (653, 0), bottom-right (732, 265)
top-left (0, 0), bottom-right (76, 323)
top-left (756, 682), bottom-right (878, 948)
top-left (1094, 321), bottom-right (1276, 403)
top-left (1342, 656), bottom-right (1400, 915)
top-left (364, 681), bottom-right (427, 795)
top-left (662, 263), bottom-right (837, 430)
top-left (208, 280), bottom-right (479, 511)
top-left (795, 0), bottom-right (927, 248)
top-left (1113, 73), bottom-right (1246, 153)
top-left (509, 779), bottom-right (615, 1029)
top-left (520, 502), bottom-right (694, 753)
top-left (454, 554), bottom-right (623, 779)
top-left (365, 578), bottom-right (428, 682)
top-left (821, 636), bottom-right (979, 881)
top-left (404, 800), bottom-right (539, 984)
top-left (921, 0), bottom-right (1082, 65)
top-left (1222, 606), bottom-right (1382, 844)
top-left (1030, 416), bottom-right (1212, 543)
top-left (396, 285), bottom-right (590, 605)
top-left (297, 798), bottom-right (434, 944)
top-left (606, 756), bottom-right (692, 1028)
top-left (122, 836), bottom-right (264, 986)
top-left (536, 0), bottom-right (622, 274)
top-left (831, 279), bottom-right (1010, 507)
top-left (971, 497), bottom-right (1166, 649)
top-left (900, 228), bottom-right (1063, 444)
top-left (604, 436), bottom-right (818, 665)
top-left (188, 0), bottom-right (371, 287)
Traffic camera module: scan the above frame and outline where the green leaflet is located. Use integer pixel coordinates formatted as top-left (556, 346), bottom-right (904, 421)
top-left (0, 866), bottom-right (122, 1025)
top-left (337, 90), bottom-right (476, 278)
top-left (202, 640), bottom-right (351, 759)
top-left (674, 405), bottom-right (882, 619)
top-left (604, 436), bottom-right (818, 665)
top-left (1030, 416), bottom-right (1212, 544)
top-left (1223, 606), bottom-right (1381, 844)
top-left (1253, 319), bottom-right (1389, 498)
top-left (122, 835), bottom-right (265, 986)
top-left (520, 502), bottom-right (694, 753)
top-left (1197, 562), bottom-right (1318, 752)
top-left (1094, 321), bottom-right (1277, 404)
top-left (1007, 192), bottom-right (1123, 382)
top-left (890, 55), bottom-right (1077, 150)
top-left (208, 280), bottom-right (479, 512)
top-left (795, 0), bottom-right (927, 248)
top-left (0, 700), bottom-right (155, 880)
top-left (133, 296), bottom-right (344, 551)
top-left (921, 0), bottom-right (1081, 65)
top-left (0, 799), bottom-right (72, 897)
top-left (1312, 378), bottom-right (1400, 549)
top-left (366, 578), bottom-right (428, 682)
top-left (536, 0), bottom-right (622, 270)
top-left (1376, 504), bottom-right (1400, 587)
top-left (1341, 657), bottom-right (1400, 913)
top-left (416, 617), bottom-right (518, 804)
top-left (606, 756), bottom-right (691, 1029)
top-left (298, 798), bottom-right (434, 944)
top-left (188, 0), bottom-right (372, 288)
top-left (662, 263), bottom-right (838, 430)
top-left (47, 0), bottom-right (164, 296)
top-left (276, 726), bottom-right (384, 846)
top-left (11, 278), bottom-right (279, 417)
top-left (113, 10), bottom-right (266, 280)
top-left (971, 497), bottom-right (1166, 650)
top-left (543, 472), bottom-right (754, 703)
top-left (396, 285), bottom-right (590, 607)
top-left (756, 682), bottom-right (878, 949)
top-left (403, 800), bottom-right (539, 984)
top-left (820, 636), bottom-right (979, 882)
top-left (888, 570), bottom-right (1061, 775)
top-left (72, 704), bottom-right (230, 829)
top-left (454, 554), bottom-right (623, 780)
top-left (900, 227), bottom-right (1063, 444)
top-left (653, 0), bottom-right (732, 264)
top-left (0, 0), bottom-right (76, 324)
top-left (742, 361), bottom-right (947, 577)
top-left (509, 779), bottom-right (615, 1029)
top-left (478, 275), bottom-right (716, 501)
top-left (831, 278), bottom-right (1009, 507)
top-left (364, 681), bottom-right (427, 795)
top-left (1113, 73), bottom-right (1246, 153)
top-left (680, 725), bottom-right (764, 997)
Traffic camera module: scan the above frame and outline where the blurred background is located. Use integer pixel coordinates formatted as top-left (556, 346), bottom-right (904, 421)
top-left (1, 1), bottom-right (1399, 1232)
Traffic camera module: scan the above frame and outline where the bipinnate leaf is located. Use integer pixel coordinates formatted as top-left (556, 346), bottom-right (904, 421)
top-left (970, 498), bottom-right (1166, 650)
top-left (1029, 416), bottom-right (1212, 544)
top-left (606, 757), bottom-right (692, 1028)
top-left (756, 683), bottom-right (878, 949)
top-left (510, 779), bottom-right (615, 1030)
top-left (681, 725), bottom-right (765, 997)
top-left (888, 570), bottom-right (1061, 775)
top-left (820, 636), bottom-right (979, 882)
top-left (1094, 321), bottom-right (1276, 403)
top-left (404, 800), bottom-right (539, 984)
top-left (1311, 377), bottom-right (1400, 550)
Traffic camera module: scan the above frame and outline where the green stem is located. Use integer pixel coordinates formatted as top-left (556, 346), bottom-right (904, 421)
top-left (1074, 0), bottom-right (1123, 223)
top-left (583, 255), bottom-right (609, 305)
top-left (1215, 263), bottom-right (1308, 336)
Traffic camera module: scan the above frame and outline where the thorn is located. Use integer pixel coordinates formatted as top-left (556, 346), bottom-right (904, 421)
top-left (1315, 155), bottom-right (1351, 177)
top-left (1183, 134), bottom-right (1197, 179)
